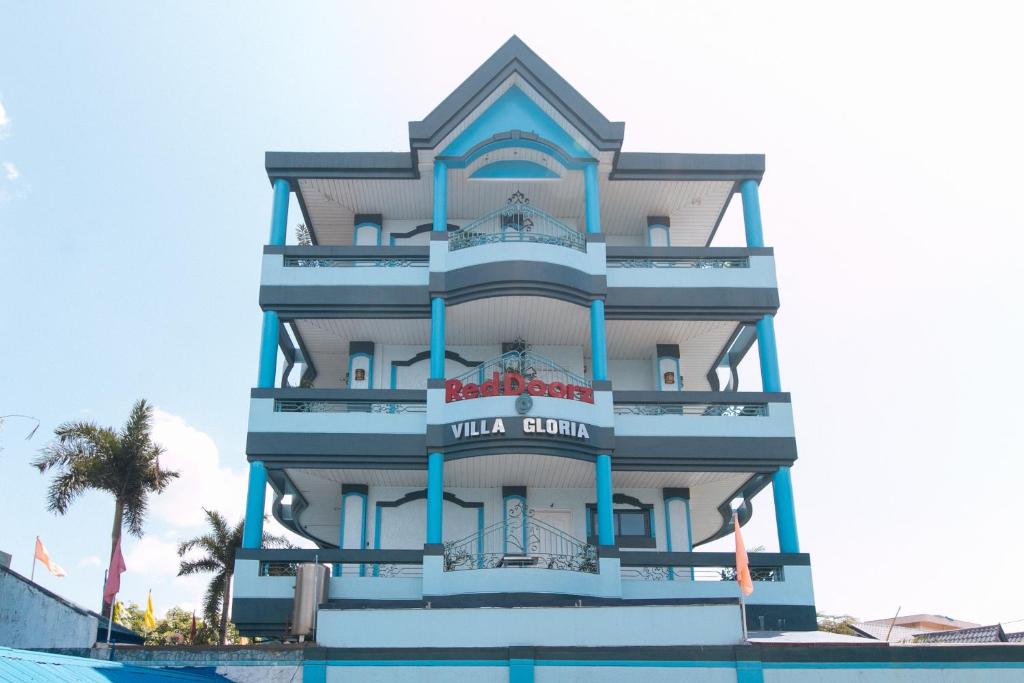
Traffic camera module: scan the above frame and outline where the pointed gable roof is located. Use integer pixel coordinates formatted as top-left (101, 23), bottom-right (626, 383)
top-left (408, 36), bottom-right (625, 154)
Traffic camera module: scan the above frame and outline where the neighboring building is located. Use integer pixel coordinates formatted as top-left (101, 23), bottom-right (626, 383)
top-left (227, 36), bottom-right (1024, 680)
top-left (850, 613), bottom-right (981, 642)
top-left (0, 563), bottom-right (143, 649)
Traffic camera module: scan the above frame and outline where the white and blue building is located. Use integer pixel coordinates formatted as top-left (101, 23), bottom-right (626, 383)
top-left (228, 37), bottom-right (1024, 682)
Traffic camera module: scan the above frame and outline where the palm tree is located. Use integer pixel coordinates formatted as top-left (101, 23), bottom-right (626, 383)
top-left (33, 399), bottom-right (178, 615)
top-left (178, 509), bottom-right (290, 645)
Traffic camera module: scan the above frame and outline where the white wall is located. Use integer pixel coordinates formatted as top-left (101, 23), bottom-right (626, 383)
top-left (608, 359), bottom-right (654, 390)
top-left (0, 567), bottom-right (97, 649)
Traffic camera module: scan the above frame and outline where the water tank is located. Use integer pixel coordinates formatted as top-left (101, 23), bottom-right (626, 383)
top-left (291, 563), bottom-right (329, 638)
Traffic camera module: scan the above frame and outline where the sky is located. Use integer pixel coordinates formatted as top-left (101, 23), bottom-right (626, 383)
top-left (1, 1), bottom-right (1023, 628)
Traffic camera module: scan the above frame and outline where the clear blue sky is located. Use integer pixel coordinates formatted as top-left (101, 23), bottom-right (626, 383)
top-left (1, 1), bottom-right (1022, 626)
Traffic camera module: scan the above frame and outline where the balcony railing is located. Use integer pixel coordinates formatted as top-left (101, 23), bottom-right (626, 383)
top-left (283, 255), bottom-right (428, 268)
top-left (444, 506), bottom-right (597, 574)
top-left (607, 256), bottom-right (749, 269)
top-left (449, 194), bottom-right (585, 253)
top-left (614, 402), bottom-right (767, 417)
top-left (241, 548), bottom-right (424, 578)
top-left (618, 551), bottom-right (790, 582)
top-left (274, 399), bottom-right (426, 414)
top-left (451, 350), bottom-right (591, 389)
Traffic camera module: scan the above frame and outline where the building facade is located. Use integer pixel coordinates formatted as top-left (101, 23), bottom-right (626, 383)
top-left (233, 35), bottom-right (816, 664)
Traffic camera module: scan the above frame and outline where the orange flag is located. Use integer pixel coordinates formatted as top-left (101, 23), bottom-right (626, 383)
top-left (34, 537), bottom-right (67, 577)
top-left (734, 513), bottom-right (753, 596)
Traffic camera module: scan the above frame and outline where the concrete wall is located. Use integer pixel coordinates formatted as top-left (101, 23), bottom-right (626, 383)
top-left (0, 567), bottom-right (97, 649)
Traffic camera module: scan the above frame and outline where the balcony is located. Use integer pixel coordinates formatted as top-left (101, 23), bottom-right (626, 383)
top-left (604, 247), bottom-right (778, 319)
top-left (246, 388), bottom-right (428, 466)
top-left (612, 391), bottom-right (797, 469)
top-left (260, 245), bottom-right (430, 317)
top-left (431, 195), bottom-right (605, 305)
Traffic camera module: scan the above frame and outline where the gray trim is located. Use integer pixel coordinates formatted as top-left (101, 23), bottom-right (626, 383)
top-left (705, 184), bottom-right (736, 247)
top-left (617, 551), bottom-right (810, 567)
top-left (289, 321), bottom-right (317, 386)
top-left (647, 216), bottom-right (670, 227)
top-left (696, 473), bottom-right (773, 547)
top-left (655, 344), bottom-right (680, 359)
top-left (613, 390), bottom-right (790, 404)
top-left (423, 543), bottom-right (445, 556)
top-left (613, 437), bottom-right (797, 470)
top-left (604, 287), bottom-right (779, 319)
top-left (264, 245), bottom-right (429, 259)
top-left (502, 485), bottom-right (527, 498)
top-left (236, 547), bottom-right (423, 563)
top-left (231, 597), bottom-right (294, 637)
top-left (393, 349), bottom-right (482, 373)
top-left (586, 233), bottom-right (606, 244)
top-left (246, 433), bottom-right (427, 467)
top-left (430, 231), bottom-right (450, 242)
top-left (416, 594), bottom-right (737, 609)
top-left (390, 222), bottom-right (458, 243)
top-left (431, 261), bottom-right (606, 306)
top-left (354, 213), bottom-right (382, 226)
top-left (266, 151), bottom-right (420, 180)
top-left (251, 388), bottom-right (426, 402)
top-left (707, 323), bottom-right (743, 392)
top-left (662, 487), bottom-right (690, 501)
top-left (605, 246), bottom-right (773, 259)
top-left (341, 483), bottom-right (369, 495)
top-left (260, 285), bottom-right (431, 318)
top-left (376, 488), bottom-right (482, 510)
top-left (610, 153), bottom-right (765, 181)
top-left (349, 341), bottom-right (374, 356)
top-left (408, 36), bottom-right (625, 153)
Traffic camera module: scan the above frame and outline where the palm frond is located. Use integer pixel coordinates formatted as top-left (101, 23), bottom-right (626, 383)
top-left (202, 572), bottom-right (226, 625)
top-left (177, 558), bottom-right (221, 577)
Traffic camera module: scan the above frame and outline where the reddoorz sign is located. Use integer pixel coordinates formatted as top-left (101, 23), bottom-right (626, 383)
top-left (445, 371), bottom-right (595, 404)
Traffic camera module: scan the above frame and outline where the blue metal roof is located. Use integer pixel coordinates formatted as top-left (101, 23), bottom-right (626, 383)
top-left (0, 647), bottom-right (229, 682)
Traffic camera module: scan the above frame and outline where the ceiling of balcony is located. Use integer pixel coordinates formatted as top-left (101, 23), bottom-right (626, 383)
top-left (284, 462), bottom-right (754, 547)
top-left (292, 301), bottom-right (740, 391)
top-left (297, 176), bottom-right (733, 246)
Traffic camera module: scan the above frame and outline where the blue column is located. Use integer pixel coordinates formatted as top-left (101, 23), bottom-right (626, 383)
top-left (430, 298), bottom-right (446, 379)
top-left (432, 161), bottom-right (448, 232)
top-left (589, 300), bottom-right (607, 381)
top-left (426, 452), bottom-right (444, 544)
top-left (241, 461), bottom-right (267, 549)
top-left (595, 454), bottom-right (614, 546)
top-left (584, 162), bottom-right (600, 234)
top-left (257, 310), bottom-right (279, 389)
top-left (740, 179), bottom-right (763, 248)
top-left (757, 314), bottom-right (800, 553)
top-left (268, 178), bottom-right (290, 246)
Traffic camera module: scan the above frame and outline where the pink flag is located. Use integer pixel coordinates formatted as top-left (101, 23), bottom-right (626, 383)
top-left (103, 537), bottom-right (127, 604)
top-left (34, 537), bottom-right (67, 577)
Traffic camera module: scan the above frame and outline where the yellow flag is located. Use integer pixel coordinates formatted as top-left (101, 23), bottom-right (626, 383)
top-left (144, 591), bottom-right (156, 629)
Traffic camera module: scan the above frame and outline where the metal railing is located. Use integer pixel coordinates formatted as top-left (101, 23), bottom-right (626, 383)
top-left (451, 350), bottom-right (591, 389)
top-left (614, 402), bottom-right (767, 417)
top-left (607, 257), bottom-right (750, 269)
top-left (258, 561), bottom-right (423, 578)
top-left (284, 256), bottom-right (428, 268)
top-left (620, 565), bottom-right (783, 582)
top-left (449, 195), bottom-right (585, 253)
top-left (274, 400), bottom-right (426, 414)
top-left (444, 505), bottom-right (597, 573)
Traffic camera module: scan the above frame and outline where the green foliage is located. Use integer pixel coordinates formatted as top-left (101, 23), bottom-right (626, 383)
top-left (33, 399), bottom-right (179, 537)
top-left (295, 223), bottom-right (313, 246)
top-left (817, 612), bottom-right (859, 635)
top-left (114, 601), bottom-right (232, 645)
top-left (177, 509), bottom-right (290, 644)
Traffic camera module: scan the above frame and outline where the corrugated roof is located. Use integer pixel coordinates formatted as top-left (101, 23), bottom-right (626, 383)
top-left (849, 622), bottom-right (926, 643)
top-left (915, 624), bottom-right (1008, 644)
top-left (0, 647), bottom-right (229, 682)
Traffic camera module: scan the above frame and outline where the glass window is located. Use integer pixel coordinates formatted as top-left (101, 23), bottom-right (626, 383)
top-left (616, 510), bottom-right (647, 536)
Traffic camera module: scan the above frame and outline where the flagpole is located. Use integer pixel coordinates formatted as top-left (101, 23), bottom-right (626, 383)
top-left (106, 593), bottom-right (115, 645)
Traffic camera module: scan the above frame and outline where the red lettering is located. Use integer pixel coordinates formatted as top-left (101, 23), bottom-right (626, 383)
top-left (527, 379), bottom-right (546, 396)
top-left (548, 381), bottom-right (566, 398)
top-left (463, 383), bottom-right (480, 399)
top-left (445, 379), bottom-right (464, 402)
top-left (504, 372), bottom-right (524, 395)
top-left (481, 372), bottom-right (500, 397)
top-left (579, 388), bottom-right (594, 404)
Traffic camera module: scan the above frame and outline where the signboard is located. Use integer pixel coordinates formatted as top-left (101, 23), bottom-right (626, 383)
top-left (445, 371), bottom-right (594, 404)
top-left (450, 417), bottom-right (590, 441)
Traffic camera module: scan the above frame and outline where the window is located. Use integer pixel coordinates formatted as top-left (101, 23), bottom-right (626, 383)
top-left (588, 506), bottom-right (655, 548)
